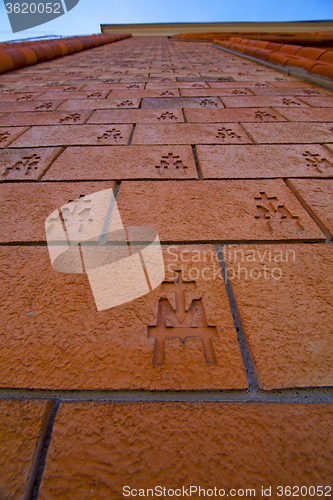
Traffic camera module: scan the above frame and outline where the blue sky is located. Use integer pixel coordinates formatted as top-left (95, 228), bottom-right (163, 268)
top-left (0, 0), bottom-right (332, 42)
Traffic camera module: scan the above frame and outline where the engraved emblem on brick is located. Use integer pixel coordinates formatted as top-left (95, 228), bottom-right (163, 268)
top-left (282, 98), bottom-right (301, 106)
top-left (148, 270), bottom-right (218, 365)
top-left (254, 192), bottom-right (304, 231)
top-left (255, 83), bottom-right (269, 87)
top-left (216, 127), bottom-right (242, 141)
top-left (35, 102), bottom-right (53, 110)
top-left (0, 132), bottom-right (11, 143)
top-left (2, 153), bottom-right (41, 178)
top-left (191, 84), bottom-right (205, 88)
top-left (97, 128), bottom-right (122, 142)
top-left (232, 90), bottom-right (248, 95)
top-left (45, 189), bottom-right (165, 310)
top-left (303, 151), bottom-right (333, 173)
top-left (200, 99), bottom-right (218, 107)
top-left (64, 86), bottom-right (77, 92)
top-left (302, 90), bottom-right (320, 95)
top-left (157, 112), bottom-right (179, 122)
top-left (160, 91), bottom-right (175, 97)
top-left (255, 110), bottom-right (277, 120)
top-left (59, 113), bottom-right (81, 123)
top-left (16, 94), bottom-right (33, 101)
top-left (156, 153), bottom-right (187, 169)
top-left (117, 100), bottom-right (134, 108)
top-left (87, 92), bottom-right (103, 98)
top-left (127, 84), bottom-right (140, 89)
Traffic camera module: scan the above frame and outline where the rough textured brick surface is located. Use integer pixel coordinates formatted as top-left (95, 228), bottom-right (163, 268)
top-left (0, 110), bottom-right (92, 126)
top-left (116, 180), bottom-right (323, 242)
top-left (224, 244), bottom-right (333, 389)
top-left (57, 98), bottom-right (141, 111)
top-left (0, 181), bottom-right (114, 242)
top-left (0, 399), bottom-right (47, 500)
top-left (9, 124), bottom-right (133, 147)
top-left (0, 147), bottom-right (63, 181)
top-left (132, 123), bottom-right (252, 145)
top-left (0, 126), bottom-right (29, 147)
top-left (244, 122), bottom-right (333, 144)
top-left (287, 179), bottom-right (333, 238)
top-left (184, 107), bottom-right (287, 122)
top-left (0, 245), bottom-right (247, 390)
top-left (196, 144), bottom-right (333, 178)
top-left (219, 96), bottom-right (308, 107)
top-left (273, 107), bottom-right (333, 122)
top-left (44, 146), bottom-right (197, 180)
top-left (39, 402), bottom-right (333, 498)
top-left (87, 108), bottom-right (184, 124)
top-left (141, 97), bottom-right (224, 108)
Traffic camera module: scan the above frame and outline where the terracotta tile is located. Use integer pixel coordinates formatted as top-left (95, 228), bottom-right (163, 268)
top-left (0, 245), bottom-right (247, 390)
top-left (196, 144), bottom-right (333, 179)
top-left (0, 399), bottom-right (48, 499)
top-left (180, 88), bottom-right (254, 96)
top-left (287, 179), bottom-right (333, 238)
top-left (21, 84), bottom-right (86, 92)
top-left (39, 402), bottom-right (333, 498)
top-left (107, 89), bottom-right (180, 98)
top-left (0, 181), bottom-right (114, 242)
top-left (9, 124), bottom-right (132, 147)
top-left (224, 243), bottom-right (333, 389)
top-left (274, 107), bottom-right (333, 122)
top-left (184, 108), bottom-right (287, 123)
top-left (141, 97), bottom-right (224, 108)
top-left (83, 82), bottom-right (146, 90)
top-left (44, 146), bottom-right (197, 180)
top-left (132, 123), bottom-right (251, 145)
top-left (244, 122), bottom-right (333, 144)
top-left (0, 127), bottom-right (30, 148)
top-left (0, 147), bottom-right (63, 181)
top-left (37, 90), bottom-right (111, 99)
top-left (220, 96), bottom-right (308, 107)
top-left (0, 100), bottom-right (64, 112)
top-left (115, 180), bottom-right (323, 241)
top-left (145, 82), bottom-right (209, 89)
top-left (57, 98), bottom-right (141, 111)
top-left (245, 87), bottom-right (329, 97)
top-left (0, 110), bottom-right (91, 126)
top-left (298, 96), bottom-right (333, 107)
top-left (87, 109), bottom-right (184, 124)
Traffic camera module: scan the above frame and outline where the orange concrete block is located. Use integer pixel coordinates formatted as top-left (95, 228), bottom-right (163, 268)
top-left (0, 245), bottom-right (247, 390)
top-left (224, 244), bottom-right (333, 389)
top-left (287, 179), bottom-right (333, 238)
top-left (39, 402), bottom-right (333, 497)
top-left (0, 399), bottom-right (48, 498)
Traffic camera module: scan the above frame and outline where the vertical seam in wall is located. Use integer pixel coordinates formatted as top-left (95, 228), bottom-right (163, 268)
top-left (127, 124), bottom-right (136, 145)
top-left (239, 122), bottom-right (257, 145)
top-left (24, 399), bottom-right (60, 500)
top-left (191, 145), bottom-right (202, 180)
top-left (215, 245), bottom-right (259, 390)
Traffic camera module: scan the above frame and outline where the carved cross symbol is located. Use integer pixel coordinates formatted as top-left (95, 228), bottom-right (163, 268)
top-left (59, 113), bottom-right (81, 123)
top-left (35, 102), bottom-right (53, 110)
top-left (117, 100), bottom-right (134, 108)
top-left (61, 197), bottom-right (94, 234)
top-left (303, 89), bottom-right (319, 95)
top-left (302, 151), bottom-right (333, 173)
top-left (0, 132), bottom-right (10, 143)
top-left (97, 129), bottom-right (122, 142)
top-left (2, 153), bottom-right (41, 178)
top-left (160, 91), bottom-right (174, 96)
top-left (232, 90), bottom-right (247, 95)
top-left (64, 86), bottom-right (77, 92)
top-left (147, 270), bottom-right (218, 365)
top-left (157, 112), bottom-right (178, 122)
top-left (200, 99), bottom-right (218, 107)
top-left (282, 98), bottom-right (301, 106)
top-left (254, 192), bottom-right (304, 231)
top-left (16, 94), bottom-right (33, 101)
top-left (216, 127), bottom-right (242, 141)
top-left (191, 84), bottom-right (205, 88)
top-left (255, 110), bottom-right (277, 120)
top-left (87, 92), bottom-right (102, 98)
top-left (156, 153), bottom-right (186, 169)
top-left (255, 83), bottom-right (269, 87)
top-left (127, 84), bottom-right (139, 89)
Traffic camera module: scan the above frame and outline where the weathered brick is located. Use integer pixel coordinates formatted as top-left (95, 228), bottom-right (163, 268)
top-left (0, 110), bottom-right (91, 126)
top-left (0, 147), bottom-right (63, 181)
top-left (115, 180), bottom-right (323, 241)
top-left (287, 179), bottom-right (333, 238)
top-left (44, 145), bottom-right (197, 180)
top-left (224, 243), bottom-right (333, 389)
top-left (196, 144), bottom-right (333, 178)
top-left (184, 108), bottom-right (287, 122)
top-left (9, 124), bottom-right (132, 147)
top-left (141, 97), bottom-right (224, 108)
top-left (0, 181), bottom-right (115, 242)
top-left (132, 123), bottom-right (251, 145)
top-left (220, 96), bottom-right (308, 107)
top-left (243, 122), bottom-right (333, 144)
top-left (87, 108), bottom-right (184, 124)
top-left (57, 98), bottom-right (141, 111)
top-left (39, 402), bottom-right (333, 498)
top-left (0, 126), bottom-right (29, 148)
top-left (0, 245), bottom-right (247, 390)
